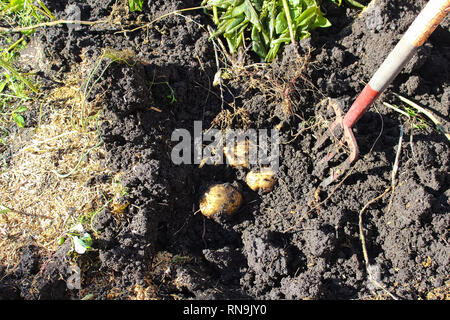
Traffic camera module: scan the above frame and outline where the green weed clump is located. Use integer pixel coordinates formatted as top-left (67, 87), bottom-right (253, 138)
top-left (0, 39), bottom-right (33, 131)
top-left (202, 0), bottom-right (364, 61)
top-left (0, 0), bottom-right (54, 32)
top-left (128, 0), bottom-right (144, 12)
top-left (0, 0), bottom-right (54, 136)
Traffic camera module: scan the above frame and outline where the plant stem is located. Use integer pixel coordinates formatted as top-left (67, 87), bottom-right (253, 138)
top-left (0, 58), bottom-right (38, 94)
top-left (359, 187), bottom-right (398, 300)
top-left (0, 19), bottom-right (109, 33)
top-left (212, 5), bottom-right (219, 24)
top-left (3, 36), bottom-right (25, 55)
top-left (281, 0), bottom-right (296, 46)
top-left (394, 93), bottom-right (450, 142)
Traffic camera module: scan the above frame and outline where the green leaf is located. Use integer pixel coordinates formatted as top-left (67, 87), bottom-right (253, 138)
top-left (81, 233), bottom-right (93, 246)
top-left (0, 58), bottom-right (38, 94)
top-left (344, 0), bottom-right (365, 9)
top-left (36, 0), bottom-right (56, 20)
top-left (204, 0), bottom-right (239, 9)
top-left (7, 0), bottom-right (26, 13)
top-left (299, 30), bottom-right (311, 39)
top-left (288, 0), bottom-right (302, 7)
top-left (311, 15), bottom-right (331, 29)
top-left (205, 0), bottom-right (337, 61)
top-left (0, 204), bottom-right (12, 214)
top-left (128, 0), bottom-right (144, 12)
top-left (265, 32), bottom-right (290, 61)
top-left (215, 15), bottom-right (244, 36)
top-left (224, 16), bottom-right (247, 35)
top-left (243, 0), bottom-right (262, 31)
top-left (275, 11), bottom-right (288, 34)
top-left (295, 6), bottom-right (317, 28)
top-left (13, 113), bottom-right (25, 128)
top-left (265, 42), bottom-right (281, 61)
top-left (0, 81), bottom-right (7, 93)
top-left (73, 232), bottom-right (92, 254)
top-left (302, 0), bottom-right (318, 9)
top-left (231, 1), bottom-right (246, 17)
top-left (251, 25), bottom-right (267, 58)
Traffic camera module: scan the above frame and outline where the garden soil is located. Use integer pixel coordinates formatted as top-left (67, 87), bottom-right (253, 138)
top-left (0, 0), bottom-right (448, 299)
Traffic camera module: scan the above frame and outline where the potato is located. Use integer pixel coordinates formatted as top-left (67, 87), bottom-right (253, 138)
top-left (246, 168), bottom-right (276, 192)
top-left (223, 139), bottom-right (251, 168)
top-left (199, 183), bottom-right (243, 217)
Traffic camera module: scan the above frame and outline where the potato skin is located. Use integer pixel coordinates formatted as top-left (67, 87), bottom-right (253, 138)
top-left (199, 183), bottom-right (243, 217)
top-left (223, 140), bottom-right (251, 168)
top-left (246, 168), bottom-right (276, 192)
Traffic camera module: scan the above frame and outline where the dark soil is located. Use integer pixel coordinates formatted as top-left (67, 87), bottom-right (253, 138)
top-left (1, 0), bottom-right (448, 300)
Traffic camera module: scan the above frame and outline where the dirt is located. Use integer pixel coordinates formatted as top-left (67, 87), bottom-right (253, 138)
top-left (0, 0), bottom-right (448, 300)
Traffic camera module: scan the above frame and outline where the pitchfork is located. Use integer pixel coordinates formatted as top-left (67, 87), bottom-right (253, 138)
top-left (314, 0), bottom-right (450, 186)
top-left (315, 0), bottom-right (450, 187)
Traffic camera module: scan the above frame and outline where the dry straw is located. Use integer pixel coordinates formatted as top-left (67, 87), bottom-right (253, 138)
top-left (0, 51), bottom-right (118, 272)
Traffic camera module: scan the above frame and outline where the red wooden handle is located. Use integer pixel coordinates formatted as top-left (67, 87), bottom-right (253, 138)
top-left (342, 0), bottom-right (449, 129)
top-left (343, 85), bottom-right (380, 128)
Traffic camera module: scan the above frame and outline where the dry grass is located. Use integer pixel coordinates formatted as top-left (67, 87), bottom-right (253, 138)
top-left (426, 281), bottom-right (450, 300)
top-left (0, 51), bottom-right (120, 274)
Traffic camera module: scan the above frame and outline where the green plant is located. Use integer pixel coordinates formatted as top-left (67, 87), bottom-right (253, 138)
top-left (0, 39), bottom-right (36, 133)
top-left (128, 0), bottom-right (144, 12)
top-left (172, 255), bottom-right (192, 264)
top-left (0, 0), bottom-right (53, 139)
top-left (148, 72), bottom-right (178, 105)
top-left (59, 223), bottom-right (93, 255)
top-left (330, 0), bottom-right (364, 8)
top-left (0, 0), bottom-right (54, 34)
top-left (75, 48), bottom-right (135, 131)
top-left (383, 93), bottom-right (449, 141)
top-left (202, 0), bottom-right (364, 61)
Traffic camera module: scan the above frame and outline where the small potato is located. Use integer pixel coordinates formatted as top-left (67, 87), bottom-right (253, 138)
top-left (223, 140), bottom-right (252, 168)
top-left (246, 168), bottom-right (276, 192)
top-left (199, 183), bottom-right (243, 217)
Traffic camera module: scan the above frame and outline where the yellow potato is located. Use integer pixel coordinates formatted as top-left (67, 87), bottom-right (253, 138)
top-left (199, 183), bottom-right (243, 217)
top-left (246, 168), bottom-right (276, 192)
top-left (223, 140), bottom-right (251, 168)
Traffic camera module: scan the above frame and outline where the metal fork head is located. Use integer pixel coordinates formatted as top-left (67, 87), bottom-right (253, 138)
top-left (314, 98), bottom-right (360, 187)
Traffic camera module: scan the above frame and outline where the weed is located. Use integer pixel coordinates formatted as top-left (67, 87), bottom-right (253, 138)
top-left (73, 48), bottom-right (135, 132)
top-left (383, 93), bottom-right (449, 141)
top-left (128, 0), bottom-right (144, 12)
top-left (0, 0), bottom-right (54, 33)
top-left (172, 255), bottom-right (192, 264)
top-left (202, 0), bottom-right (364, 61)
top-left (330, 0), bottom-right (365, 9)
top-left (149, 74), bottom-right (178, 105)
top-left (0, 0), bottom-right (52, 148)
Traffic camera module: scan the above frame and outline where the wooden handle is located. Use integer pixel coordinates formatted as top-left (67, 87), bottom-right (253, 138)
top-left (404, 0), bottom-right (450, 47)
top-left (343, 0), bottom-right (450, 128)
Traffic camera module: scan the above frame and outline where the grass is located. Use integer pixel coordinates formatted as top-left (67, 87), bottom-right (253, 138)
top-left (0, 0), bottom-right (51, 151)
top-left (383, 93), bottom-right (450, 142)
top-left (0, 38), bottom-right (36, 136)
top-left (0, 0), bottom-right (447, 301)
top-left (0, 62), bottom-right (131, 272)
top-left (128, 0), bottom-right (144, 12)
top-left (0, 0), bottom-right (134, 272)
top-left (0, 0), bottom-right (177, 281)
top-left (0, 0), bottom-right (54, 32)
